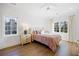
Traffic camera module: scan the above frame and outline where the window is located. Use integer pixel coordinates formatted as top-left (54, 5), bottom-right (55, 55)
top-left (54, 21), bottom-right (68, 33)
top-left (60, 22), bottom-right (64, 32)
top-left (60, 21), bottom-right (67, 33)
top-left (5, 17), bottom-right (17, 35)
top-left (54, 22), bottom-right (59, 32)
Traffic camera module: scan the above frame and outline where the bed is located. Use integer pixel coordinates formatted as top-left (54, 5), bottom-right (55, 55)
top-left (32, 31), bottom-right (61, 53)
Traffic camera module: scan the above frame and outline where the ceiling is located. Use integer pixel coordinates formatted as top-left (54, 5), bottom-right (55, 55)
top-left (0, 3), bottom-right (79, 18)
top-left (16, 3), bottom-right (79, 18)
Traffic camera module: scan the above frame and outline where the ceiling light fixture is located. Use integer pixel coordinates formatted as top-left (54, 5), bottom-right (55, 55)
top-left (46, 7), bottom-right (50, 10)
top-left (40, 3), bottom-right (57, 10)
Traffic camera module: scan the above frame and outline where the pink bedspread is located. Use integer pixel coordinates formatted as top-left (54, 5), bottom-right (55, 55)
top-left (32, 34), bottom-right (61, 53)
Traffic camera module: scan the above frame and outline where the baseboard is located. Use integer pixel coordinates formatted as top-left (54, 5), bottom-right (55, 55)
top-left (0, 44), bottom-right (21, 51)
top-left (0, 42), bottom-right (32, 51)
top-left (65, 40), bottom-right (78, 44)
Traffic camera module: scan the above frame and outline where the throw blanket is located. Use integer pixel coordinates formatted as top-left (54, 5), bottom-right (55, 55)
top-left (32, 34), bottom-right (61, 53)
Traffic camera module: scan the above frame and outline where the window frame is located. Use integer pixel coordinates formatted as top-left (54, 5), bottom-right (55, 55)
top-left (4, 16), bottom-right (18, 37)
top-left (54, 22), bottom-right (59, 32)
top-left (60, 21), bottom-right (68, 33)
top-left (53, 21), bottom-right (68, 33)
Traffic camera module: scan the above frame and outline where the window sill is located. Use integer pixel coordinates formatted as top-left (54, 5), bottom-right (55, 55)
top-left (4, 34), bottom-right (18, 37)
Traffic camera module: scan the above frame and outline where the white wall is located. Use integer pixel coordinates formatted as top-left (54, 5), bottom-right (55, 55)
top-left (0, 4), bottom-right (50, 49)
top-left (69, 10), bottom-right (79, 42)
top-left (0, 5), bottom-right (2, 39)
top-left (0, 13), bottom-right (2, 39)
top-left (52, 9), bottom-right (79, 42)
top-left (0, 5), bottom-right (21, 49)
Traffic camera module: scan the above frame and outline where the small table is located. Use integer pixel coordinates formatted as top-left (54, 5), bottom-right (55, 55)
top-left (20, 34), bottom-right (31, 46)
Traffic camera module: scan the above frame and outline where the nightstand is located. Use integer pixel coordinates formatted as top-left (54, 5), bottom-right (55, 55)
top-left (20, 34), bottom-right (31, 46)
top-left (77, 40), bottom-right (79, 56)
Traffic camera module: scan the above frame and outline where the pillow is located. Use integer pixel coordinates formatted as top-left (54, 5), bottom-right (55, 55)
top-left (33, 30), bottom-right (41, 34)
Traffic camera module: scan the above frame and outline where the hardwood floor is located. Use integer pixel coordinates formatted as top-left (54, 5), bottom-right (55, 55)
top-left (55, 41), bottom-right (79, 56)
top-left (0, 40), bottom-right (78, 56)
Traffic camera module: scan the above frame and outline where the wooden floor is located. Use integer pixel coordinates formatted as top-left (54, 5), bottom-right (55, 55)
top-left (0, 40), bottom-right (79, 56)
top-left (55, 41), bottom-right (79, 56)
